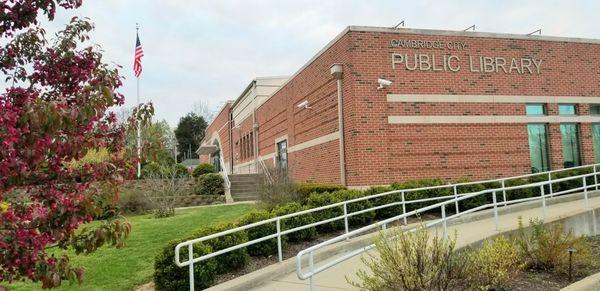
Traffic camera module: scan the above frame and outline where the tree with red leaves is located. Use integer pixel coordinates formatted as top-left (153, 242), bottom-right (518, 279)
top-left (0, 1), bottom-right (132, 288)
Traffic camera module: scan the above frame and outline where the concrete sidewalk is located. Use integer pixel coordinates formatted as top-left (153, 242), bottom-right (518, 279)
top-left (249, 194), bottom-right (600, 291)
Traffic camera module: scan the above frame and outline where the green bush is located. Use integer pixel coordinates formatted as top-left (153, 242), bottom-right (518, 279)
top-left (367, 186), bottom-right (404, 220)
top-left (154, 239), bottom-right (217, 291)
top-left (551, 168), bottom-right (593, 194)
top-left (238, 210), bottom-right (286, 256)
top-left (306, 192), bottom-right (344, 232)
top-left (195, 173), bottom-right (225, 196)
top-left (174, 163), bottom-right (190, 177)
top-left (296, 183), bottom-right (346, 201)
top-left (513, 218), bottom-right (592, 275)
top-left (455, 180), bottom-right (488, 211)
top-left (141, 162), bottom-right (161, 178)
top-left (391, 179), bottom-right (452, 212)
top-left (192, 163), bottom-right (217, 177)
top-left (469, 236), bottom-right (524, 290)
top-left (271, 202), bottom-right (317, 242)
top-left (334, 190), bottom-right (375, 226)
top-left (349, 227), bottom-right (470, 290)
top-left (193, 223), bottom-right (249, 274)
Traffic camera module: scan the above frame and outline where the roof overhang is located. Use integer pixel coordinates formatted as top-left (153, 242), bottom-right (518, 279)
top-left (197, 144), bottom-right (218, 155)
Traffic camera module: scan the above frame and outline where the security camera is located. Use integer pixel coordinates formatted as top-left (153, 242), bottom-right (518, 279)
top-left (297, 100), bottom-right (311, 109)
top-left (377, 78), bottom-right (393, 90)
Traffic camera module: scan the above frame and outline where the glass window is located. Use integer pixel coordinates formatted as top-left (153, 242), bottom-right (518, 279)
top-left (276, 140), bottom-right (288, 171)
top-left (558, 104), bottom-right (577, 115)
top-left (560, 124), bottom-right (581, 168)
top-left (591, 104), bottom-right (600, 116)
top-left (527, 124), bottom-right (550, 173)
top-left (593, 124), bottom-right (600, 163)
top-left (526, 104), bottom-right (546, 116)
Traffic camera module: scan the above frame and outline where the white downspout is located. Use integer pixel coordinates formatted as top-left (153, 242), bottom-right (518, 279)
top-left (330, 64), bottom-right (346, 186)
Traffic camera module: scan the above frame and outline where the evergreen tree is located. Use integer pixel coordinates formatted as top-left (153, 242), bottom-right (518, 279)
top-left (174, 112), bottom-right (207, 161)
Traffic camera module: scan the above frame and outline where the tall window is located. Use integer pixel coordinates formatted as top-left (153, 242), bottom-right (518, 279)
top-left (560, 124), bottom-right (581, 168)
top-left (276, 140), bottom-right (288, 171)
top-left (527, 124), bottom-right (550, 173)
top-left (593, 124), bottom-right (600, 163)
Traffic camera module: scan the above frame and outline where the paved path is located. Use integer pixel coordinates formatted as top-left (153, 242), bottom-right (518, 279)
top-left (252, 194), bottom-right (600, 291)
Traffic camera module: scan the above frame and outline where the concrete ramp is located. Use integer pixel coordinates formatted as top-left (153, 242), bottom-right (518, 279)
top-left (208, 192), bottom-right (600, 291)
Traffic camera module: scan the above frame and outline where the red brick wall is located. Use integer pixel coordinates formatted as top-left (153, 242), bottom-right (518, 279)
top-left (201, 103), bottom-right (232, 172)
top-left (344, 30), bottom-right (600, 186)
top-left (254, 33), bottom-right (354, 184)
top-left (202, 28), bottom-right (600, 188)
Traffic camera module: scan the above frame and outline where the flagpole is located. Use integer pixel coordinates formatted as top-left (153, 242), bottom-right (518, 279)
top-left (136, 23), bottom-right (141, 178)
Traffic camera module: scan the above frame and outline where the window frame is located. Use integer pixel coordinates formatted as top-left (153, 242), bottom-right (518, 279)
top-left (559, 122), bottom-right (582, 168)
top-left (525, 103), bottom-right (547, 116)
top-left (527, 123), bottom-right (551, 173)
top-left (590, 104), bottom-right (600, 116)
top-left (558, 104), bottom-right (578, 116)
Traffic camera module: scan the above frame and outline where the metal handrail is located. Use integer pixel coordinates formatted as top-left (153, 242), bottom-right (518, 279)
top-left (258, 156), bottom-right (274, 184)
top-left (295, 171), bottom-right (599, 290)
top-left (175, 163), bottom-right (600, 290)
top-left (218, 156), bottom-right (230, 189)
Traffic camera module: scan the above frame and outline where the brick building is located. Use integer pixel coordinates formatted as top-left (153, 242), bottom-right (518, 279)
top-left (198, 26), bottom-right (600, 189)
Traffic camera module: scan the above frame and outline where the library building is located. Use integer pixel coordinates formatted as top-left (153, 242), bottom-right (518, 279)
top-left (198, 25), bottom-right (600, 188)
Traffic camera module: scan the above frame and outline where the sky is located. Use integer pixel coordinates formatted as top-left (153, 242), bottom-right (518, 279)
top-left (34, 0), bottom-right (600, 127)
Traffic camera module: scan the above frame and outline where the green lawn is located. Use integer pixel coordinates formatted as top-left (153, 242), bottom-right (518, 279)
top-left (9, 203), bottom-right (255, 291)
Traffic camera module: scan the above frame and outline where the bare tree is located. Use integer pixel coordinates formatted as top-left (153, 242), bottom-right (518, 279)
top-left (142, 164), bottom-right (191, 218)
top-left (193, 100), bottom-right (216, 123)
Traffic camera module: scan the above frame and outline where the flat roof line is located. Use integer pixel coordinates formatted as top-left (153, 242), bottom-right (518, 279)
top-left (349, 26), bottom-right (600, 44)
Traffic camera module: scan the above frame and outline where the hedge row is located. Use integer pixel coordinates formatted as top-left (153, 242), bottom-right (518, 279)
top-left (154, 169), bottom-right (596, 290)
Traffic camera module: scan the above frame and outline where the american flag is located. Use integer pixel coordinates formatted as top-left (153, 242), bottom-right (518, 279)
top-left (133, 33), bottom-right (144, 77)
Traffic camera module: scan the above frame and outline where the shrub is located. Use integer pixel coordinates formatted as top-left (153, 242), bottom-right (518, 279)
top-left (141, 162), bottom-right (161, 178)
top-left (296, 183), bottom-right (346, 201)
top-left (552, 168), bottom-right (593, 194)
top-left (192, 163), bottom-right (217, 177)
top-left (193, 223), bottom-right (249, 274)
top-left (154, 239), bottom-right (217, 291)
top-left (367, 186), bottom-right (403, 220)
top-left (195, 173), bottom-right (225, 196)
top-left (306, 192), bottom-right (344, 232)
top-left (118, 189), bottom-right (151, 214)
top-left (504, 178), bottom-right (536, 201)
top-left (257, 178), bottom-right (302, 211)
top-left (391, 179), bottom-right (452, 212)
top-left (271, 202), bottom-right (317, 242)
top-left (469, 236), bottom-right (523, 289)
top-left (174, 163), bottom-right (190, 177)
top-left (513, 218), bottom-right (592, 275)
top-left (455, 180), bottom-right (488, 211)
top-left (334, 190), bottom-right (375, 226)
top-left (349, 227), bottom-right (471, 290)
top-left (238, 210), bottom-right (286, 256)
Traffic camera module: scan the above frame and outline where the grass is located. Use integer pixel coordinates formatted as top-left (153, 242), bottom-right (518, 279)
top-left (8, 203), bottom-right (256, 291)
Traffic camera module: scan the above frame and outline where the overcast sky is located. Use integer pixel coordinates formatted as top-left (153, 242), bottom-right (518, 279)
top-left (40, 0), bottom-right (600, 127)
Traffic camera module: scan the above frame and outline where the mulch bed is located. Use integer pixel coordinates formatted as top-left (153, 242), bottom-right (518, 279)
top-left (505, 235), bottom-right (600, 290)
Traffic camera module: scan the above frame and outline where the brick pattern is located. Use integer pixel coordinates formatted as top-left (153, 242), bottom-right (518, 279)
top-left (201, 28), bottom-right (600, 187)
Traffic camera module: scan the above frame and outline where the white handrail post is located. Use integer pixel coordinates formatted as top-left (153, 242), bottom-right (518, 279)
top-left (401, 191), bottom-right (407, 225)
top-left (541, 185), bottom-right (547, 220)
top-left (441, 204), bottom-right (447, 239)
top-left (453, 185), bottom-right (460, 214)
top-left (595, 165), bottom-right (599, 190)
top-left (188, 245), bottom-right (195, 291)
top-left (548, 172), bottom-right (553, 196)
top-left (276, 218), bottom-right (283, 262)
top-left (343, 203), bottom-right (349, 240)
top-left (584, 176), bottom-right (589, 208)
top-left (492, 190), bottom-right (499, 230)
top-left (309, 251), bottom-right (315, 291)
top-left (501, 179), bottom-right (507, 207)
